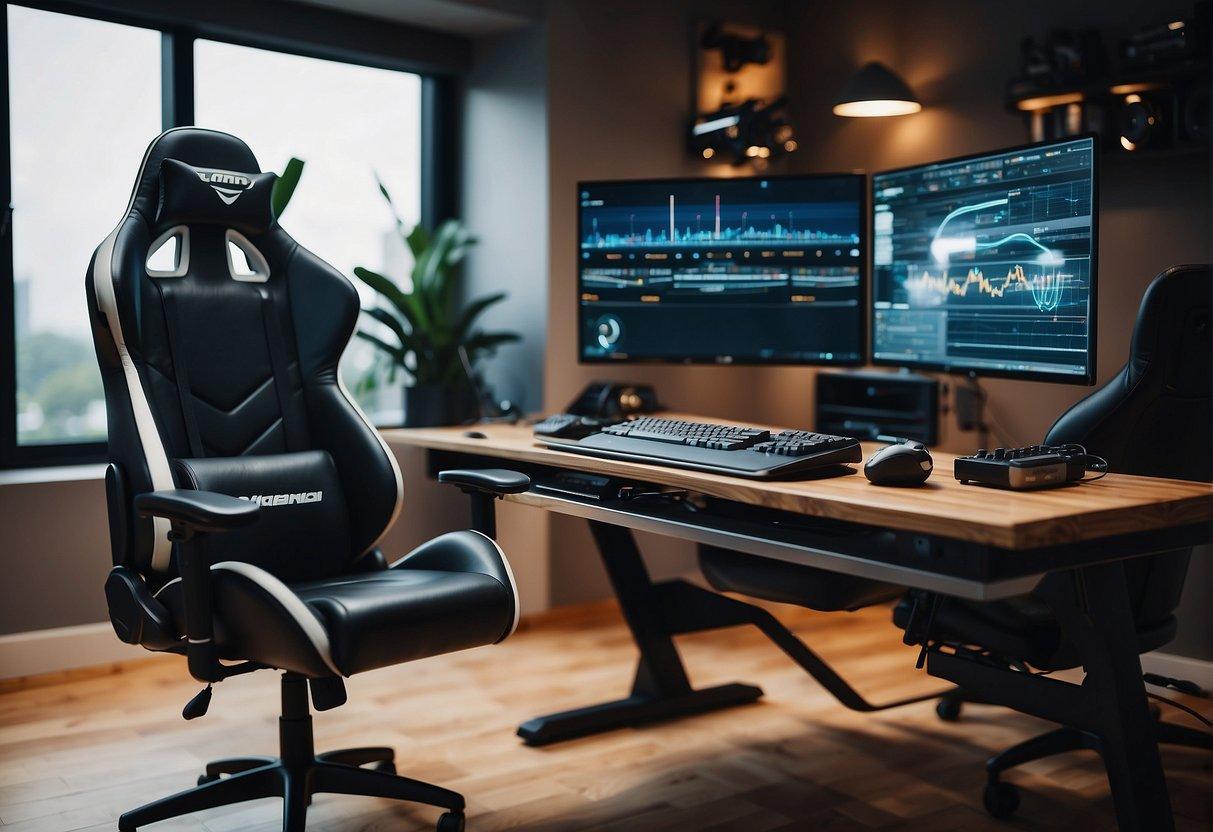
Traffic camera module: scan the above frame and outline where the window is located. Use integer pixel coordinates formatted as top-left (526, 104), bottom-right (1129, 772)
top-left (6, 5), bottom-right (160, 452)
top-left (194, 40), bottom-right (423, 425)
top-left (2, 3), bottom-right (441, 466)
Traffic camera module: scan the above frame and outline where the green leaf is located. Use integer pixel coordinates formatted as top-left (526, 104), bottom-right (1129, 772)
top-left (452, 291), bottom-right (507, 342)
top-left (404, 224), bottom-right (431, 261)
top-left (464, 330), bottom-right (521, 356)
top-left (352, 267), bottom-right (428, 332)
top-left (271, 157), bottom-right (305, 219)
top-left (414, 220), bottom-right (475, 293)
top-left (355, 330), bottom-right (405, 363)
top-left (362, 307), bottom-right (417, 351)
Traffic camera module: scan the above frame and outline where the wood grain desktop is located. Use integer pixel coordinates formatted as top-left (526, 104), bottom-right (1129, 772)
top-left (384, 415), bottom-right (1213, 550)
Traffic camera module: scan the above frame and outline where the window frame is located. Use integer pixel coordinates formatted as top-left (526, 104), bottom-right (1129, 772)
top-left (0, 0), bottom-right (458, 468)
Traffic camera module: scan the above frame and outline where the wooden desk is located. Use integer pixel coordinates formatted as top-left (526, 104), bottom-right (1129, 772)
top-left (385, 415), bottom-right (1211, 550)
top-left (385, 417), bottom-right (1211, 831)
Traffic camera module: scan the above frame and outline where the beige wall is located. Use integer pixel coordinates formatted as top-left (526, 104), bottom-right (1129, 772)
top-left (544, 0), bottom-right (793, 604)
top-left (0, 471), bottom-right (112, 634)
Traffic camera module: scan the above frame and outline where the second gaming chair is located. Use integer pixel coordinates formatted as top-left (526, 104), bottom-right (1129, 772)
top-left (694, 537), bottom-right (939, 713)
top-left (894, 264), bottom-right (1212, 819)
top-left (88, 127), bottom-right (530, 832)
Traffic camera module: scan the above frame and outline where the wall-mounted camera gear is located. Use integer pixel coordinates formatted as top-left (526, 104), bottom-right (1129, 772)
top-left (1120, 3), bottom-right (1209, 70)
top-left (689, 20), bottom-right (794, 167)
top-left (698, 22), bottom-right (770, 73)
top-left (1118, 92), bottom-right (1166, 151)
top-left (1017, 29), bottom-right (1108, 89)
top-left (1004, 5), bottom-right (1209, 154)
top-left (689, 98), bottom-right (795, 166)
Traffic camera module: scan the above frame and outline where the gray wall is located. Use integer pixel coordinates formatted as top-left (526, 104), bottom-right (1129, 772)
top-left (461, 23), bottom-right (550, 413)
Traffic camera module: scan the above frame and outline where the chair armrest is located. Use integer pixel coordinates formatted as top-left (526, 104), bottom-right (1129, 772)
top-left (133, 490), bottom-right (257, 683)
top-left (437, 469), bottom-right (531, 539)
top-left (437, 468), bottom-right (531, 496)
top-left (134, 489), bottom-right (260, 534)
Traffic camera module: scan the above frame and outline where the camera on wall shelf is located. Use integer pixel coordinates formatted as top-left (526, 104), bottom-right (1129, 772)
top-left (1116, 84), bottom-right (1210, 151)
top-left (1005, 4), bottom-right (1210, 154)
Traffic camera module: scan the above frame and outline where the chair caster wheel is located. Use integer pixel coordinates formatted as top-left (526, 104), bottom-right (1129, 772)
top-left (197, 774), bottom-right (218, 786)
top-left (372, 760), bottom-right (396, 775)
top-left (936, 697), bottom-right (962, 722)
top-left (437, 811), bottom-right (465, 832)
top-left (983, 780), bottom-right (1020, 818)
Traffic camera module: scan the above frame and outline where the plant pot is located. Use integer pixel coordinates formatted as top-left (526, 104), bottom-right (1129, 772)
top-left (403, 385), bottom-right (452, 427)
top-left (403, 384), bottom-right (473, 427)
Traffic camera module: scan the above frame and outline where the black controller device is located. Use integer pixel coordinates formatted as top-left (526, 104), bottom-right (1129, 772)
top-left (954, 444), bottom-right (1108, 490)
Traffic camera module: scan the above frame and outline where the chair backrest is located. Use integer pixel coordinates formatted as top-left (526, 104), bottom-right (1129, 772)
top-left (87, 128), bottom-right (402, 587)
top-left (1045, 264), bottom-right (1211, 626)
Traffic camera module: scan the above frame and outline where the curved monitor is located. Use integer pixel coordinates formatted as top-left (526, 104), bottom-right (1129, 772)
top-left (871, 136), bottom-right (1098, 384)
top-left (577, 174), bottom-right (866, 365)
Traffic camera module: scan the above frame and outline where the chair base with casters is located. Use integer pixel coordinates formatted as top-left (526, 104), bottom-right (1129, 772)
top-left (120, 673), bottom-right (466, 832)
top-left (932, 690), bottom-right (1213, 820)
top-left (983, 720), bottom-right (1212, 820)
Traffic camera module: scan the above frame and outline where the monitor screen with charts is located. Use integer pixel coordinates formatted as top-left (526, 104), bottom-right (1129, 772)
top-left (577, 175), bottom-right (866, 365)
top-left (871, 136), bottom-right (1098, 384)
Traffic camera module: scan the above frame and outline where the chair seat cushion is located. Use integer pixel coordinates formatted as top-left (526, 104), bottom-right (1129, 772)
top-left (294, 568), bottom-right (512, 675)
top-left (699, 545), bottom-right (902, 612)
top-left (157, 531), bottom-right (516, 677)
top-left (891, 594), bottom-right (1177, 671)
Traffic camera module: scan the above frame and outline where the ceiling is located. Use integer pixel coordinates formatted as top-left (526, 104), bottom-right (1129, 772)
top-left (290, 0), bottom-right (542, 36)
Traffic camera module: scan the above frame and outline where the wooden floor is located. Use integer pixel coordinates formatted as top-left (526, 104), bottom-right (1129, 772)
top-left (0, 600), bottom-right (1209, 832)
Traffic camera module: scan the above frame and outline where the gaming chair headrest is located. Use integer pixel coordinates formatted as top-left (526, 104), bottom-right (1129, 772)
top-left (156, 158), bottom-right (277, 236)
top-left (1126, 263), bottom-right (1211, 397)
top-left (126, 128), bottom-right (274, 234)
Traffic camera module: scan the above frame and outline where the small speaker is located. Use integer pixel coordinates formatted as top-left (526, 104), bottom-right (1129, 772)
top-left (816, 371), bottom-right (939, 445)
top-left (566, 381), bottom-right (661, 419)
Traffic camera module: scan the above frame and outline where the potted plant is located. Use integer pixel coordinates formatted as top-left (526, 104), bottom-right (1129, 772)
top-left (352, 178), bottom-right (519, 427)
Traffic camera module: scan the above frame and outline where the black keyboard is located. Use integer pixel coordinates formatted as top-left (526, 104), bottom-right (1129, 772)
top-left (537, 416), bottom-right (862, 479)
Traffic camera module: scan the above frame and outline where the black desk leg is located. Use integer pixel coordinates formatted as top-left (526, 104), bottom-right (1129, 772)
top-left (1057, 563), bottom-right (1175, 832)
top-left (516, 521), bottom-right (763, 746)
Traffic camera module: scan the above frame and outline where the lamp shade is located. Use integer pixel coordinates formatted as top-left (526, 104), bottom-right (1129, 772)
top-left (833, 62), bottom-right (921, 117)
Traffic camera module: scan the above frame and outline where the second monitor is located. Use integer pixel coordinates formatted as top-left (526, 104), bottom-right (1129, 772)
top-left (578, 175), bottom-right (866, 365)
top-left (871, 136), bottom-right (1098, 384)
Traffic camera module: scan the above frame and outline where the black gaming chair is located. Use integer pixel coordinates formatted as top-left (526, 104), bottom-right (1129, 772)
top-left (87, 127), bottom-right (530, 832)
top-left (894, 264), bottom-right (1212, 819)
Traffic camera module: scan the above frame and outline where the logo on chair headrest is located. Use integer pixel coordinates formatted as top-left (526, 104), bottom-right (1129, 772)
top-left (195, 168), bottom-right (254, 206)
top-left (238, 491), bottom-right (324, 507)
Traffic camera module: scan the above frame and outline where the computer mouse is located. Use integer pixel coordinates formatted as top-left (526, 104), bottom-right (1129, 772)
top-left (463, 430), bottom-right (488, 439)
top-left (864, 441), bottom-right (933, 486)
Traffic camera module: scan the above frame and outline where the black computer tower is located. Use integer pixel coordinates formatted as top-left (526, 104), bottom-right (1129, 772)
top-left (815, 371), bottom-right (939, 445)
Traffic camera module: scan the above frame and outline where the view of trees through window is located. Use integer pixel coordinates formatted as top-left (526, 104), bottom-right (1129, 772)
top-left (9, 5), bottom-right (161, 446)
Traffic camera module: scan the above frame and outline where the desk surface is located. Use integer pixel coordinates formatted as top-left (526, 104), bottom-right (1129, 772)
top-left (383, 414), bottom-right (1213, 551)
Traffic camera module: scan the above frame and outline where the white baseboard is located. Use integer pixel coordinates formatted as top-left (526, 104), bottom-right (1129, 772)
top-left (1, 622), bottom-right (1209, 692)
top-left (0, 622), bottom-right (150, 680)
top-left (1141, 650), bottom-right (1213, 693)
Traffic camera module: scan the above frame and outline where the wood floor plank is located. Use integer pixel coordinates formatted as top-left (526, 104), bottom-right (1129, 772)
top-left (0, 600), bottom-right (1208, 831)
